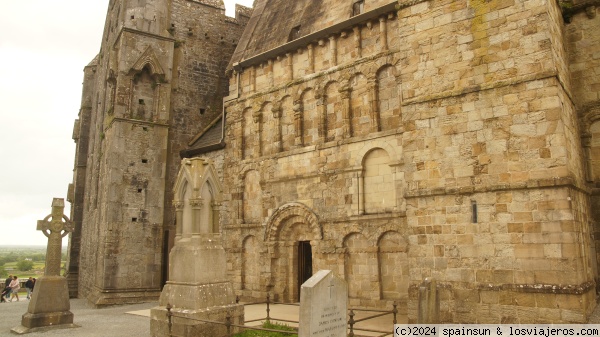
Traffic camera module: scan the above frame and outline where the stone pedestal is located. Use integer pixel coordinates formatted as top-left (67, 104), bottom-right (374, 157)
top-left (150, 235), bottom-right (244, 337)
top-left (11, 276), bottom-right (78, 334)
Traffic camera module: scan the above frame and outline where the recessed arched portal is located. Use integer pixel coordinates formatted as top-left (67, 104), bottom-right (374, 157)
top-left (264, 203), bottom-right (322, 302)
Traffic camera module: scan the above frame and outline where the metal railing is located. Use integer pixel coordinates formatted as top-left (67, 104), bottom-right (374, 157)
top-left (164, 294), bottom-right (398, 337)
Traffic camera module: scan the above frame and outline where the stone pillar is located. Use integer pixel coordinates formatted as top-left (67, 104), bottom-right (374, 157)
top-left (13, 198), bottom-right (78, 334)
top-left (367, 79), bottom-right (380, 132)
top-left (582, 134), bottom-right (593, 182)
top-left (329, 35), bottom-right (337, 67)
top-left (253, 110), bottom-right (262, 157)
top-left (272, 102), bottom-right (283, 153)
top-left (286, 52), bottom-right (294, 81)
top-left (339, 86), bottom-right (352, 138)
top-left (293, 100), bottom-right (303, 147)
top-left (316, 92), bottom-right (327, 142)
top-left (353, 26), bottom-right (362, 58)
top-left (268, 59), bottom-right (274, 87)
top-left (174, 201), bottom-right (184, 241)
top-left (250, 66), bottom-right (256, 93)
top-left (357, 172), bottom-right (365, 215)
top-left (417, 278), bottom-right (439, 324)
top-left (379, 17), bottom-right (388, 52)
top-left (190, 198), bottom-right (204, 237)
top-left (307, 44), bottom-right (315, 74)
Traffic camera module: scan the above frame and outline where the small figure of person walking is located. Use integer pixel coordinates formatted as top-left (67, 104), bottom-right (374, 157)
top-left (9, 276), bottom-right (20, 302)
top-left (25, 277), bottom-right (33, 300)
top-left (4, 274), bottom-right (12, 301)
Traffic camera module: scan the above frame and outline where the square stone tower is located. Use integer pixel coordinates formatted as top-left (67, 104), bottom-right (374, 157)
top-left (67, 0), bottom-right (250, 306)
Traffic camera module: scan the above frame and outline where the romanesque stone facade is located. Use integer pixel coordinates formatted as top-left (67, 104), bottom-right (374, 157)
top-left (219, 0), bottom-right (600, 323)
top-left (67, 0), bottom-right (249, 306)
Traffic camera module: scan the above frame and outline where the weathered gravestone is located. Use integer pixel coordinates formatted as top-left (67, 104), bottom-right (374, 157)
top-left (299, 270), bottom-right (347, 337)
top-left (12, 198), bottom-right (78, 334)
top-left (417, 278), bottom-right (439, 324)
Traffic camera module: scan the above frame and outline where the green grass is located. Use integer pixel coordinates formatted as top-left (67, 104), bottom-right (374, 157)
top-left (233, 321), bottom-right (296, 337)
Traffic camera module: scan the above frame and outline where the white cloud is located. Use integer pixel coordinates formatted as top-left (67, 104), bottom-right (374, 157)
top-left (0, 1), bottom-right (254, 246)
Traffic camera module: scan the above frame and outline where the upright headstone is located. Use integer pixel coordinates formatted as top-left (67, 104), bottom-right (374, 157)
top-left (417, 278), bottom-right (439, 323)
top-left (299, 270), bottom-right (347, 337)
top-left (12, 198), bottom-right (78, 334)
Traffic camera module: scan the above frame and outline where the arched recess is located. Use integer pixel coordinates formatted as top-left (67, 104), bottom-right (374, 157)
top-left (261, 102), bottom-right (275, 156)
top-left (128, 47), bottom-right (166, 121)
top-left (350, 73), bottom-right (370, 137)
top-left (301, 89), bottom-right (318, 146)
top-left (343, 232), bottom-right (378, 300)
top-left (280, 96), bottom-right (295, 152)
top-left (377, 65), bottom-right (400, 131)
top-left (243, 170), bottom-right (262, 224)
top-left (363, 148), bottom-right (395, 213)
top-left (377, 231), bottom-right (408, 300)
top-left (172, 158), bottom-right (223, 240)
top-left (325, 81), bottom-right (342, 142)
top-left (242, 107), bottom-right (256, 159)
top-left (264, 203), bottom-right (322, 302)
top-left (265, 203), bottom-right (322, 242)
top-left (242, 235), bottom-right (261, 291)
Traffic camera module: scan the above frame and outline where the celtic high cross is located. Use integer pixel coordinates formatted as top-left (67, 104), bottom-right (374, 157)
top-left (36, 198), bottom-right (73, 276)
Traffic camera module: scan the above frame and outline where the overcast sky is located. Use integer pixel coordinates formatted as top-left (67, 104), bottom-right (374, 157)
top-left (0, 0), bottom-right (253, 246)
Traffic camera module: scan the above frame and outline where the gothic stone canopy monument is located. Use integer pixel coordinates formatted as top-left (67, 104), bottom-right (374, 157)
top-left (150, 158), bottom-right (243, 337)
top-left (12, 198), bottom-right (77, 334)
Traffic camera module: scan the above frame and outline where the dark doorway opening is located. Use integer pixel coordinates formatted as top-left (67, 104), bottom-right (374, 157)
top-left (297, 241), bottom-right (313, 299)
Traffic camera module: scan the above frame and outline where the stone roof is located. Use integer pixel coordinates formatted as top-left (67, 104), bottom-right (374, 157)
top-left (182, 116), bottom-right (224, 158)
top-left (228, 0), bottom-right (397, 70)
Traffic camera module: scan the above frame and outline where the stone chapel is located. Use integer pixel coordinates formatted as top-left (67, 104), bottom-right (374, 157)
top-left (68, 0), bottom-right (600, 323)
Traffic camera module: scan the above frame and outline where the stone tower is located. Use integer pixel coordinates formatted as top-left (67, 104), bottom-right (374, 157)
top-left (67, 0), bottom-right (250, 306)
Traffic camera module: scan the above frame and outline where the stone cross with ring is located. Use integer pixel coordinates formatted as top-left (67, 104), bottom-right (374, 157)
top-left (36, 198), bottom-right (73, 276)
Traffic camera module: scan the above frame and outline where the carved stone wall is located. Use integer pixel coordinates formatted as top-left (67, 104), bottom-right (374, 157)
top-left (220, 0), bottom-right (599, 323)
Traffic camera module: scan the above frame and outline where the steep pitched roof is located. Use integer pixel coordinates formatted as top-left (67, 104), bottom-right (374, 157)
top-left (181, 116), bottom-right (225, 158)
top-left (228, 0), bottom-right (397, 70)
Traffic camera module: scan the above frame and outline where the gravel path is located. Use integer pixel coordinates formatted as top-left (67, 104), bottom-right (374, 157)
top-left (0, 298), bottom-right (155, 337)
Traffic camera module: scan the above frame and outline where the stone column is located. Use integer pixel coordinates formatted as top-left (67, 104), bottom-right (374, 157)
top-left (253, 110), bottom-right (262, 157)
top-left (293, 100), bottom-right (303, 147)
top-left (339, 86), bottom-right (352, 138)
top-left (190, 198), bottom-right (204, 237)
top-left (329, 35), bottom-right (337, 67)
top-left (13, 198), bottom-right (77, 334)
top-left (353, 26), bottom-right (362, 58)
top-left (357, 172), bottom-right (365, 215)
top-left (272, 102), bottom-right (283, 153)
top-left (286, 52), bottom-right (294, 81)
top-left (250, 66), bottom-right (256, 93)
top-left (211, 201), bottom-right (221, 233)
top-left (367, 79), bottom-right (380, 132)
top-left (379, 17), bottom-right (388, 52)
top-left (268, 59), bottom-right (274, 87)
top-left (307, 44), bottom-right (315, 74)
top-left (174, 201), bottom-right (184, 241)
top-left (582, 134), bottom-right (593, 182)
top-left (316, 92), bottom-right (327, 142)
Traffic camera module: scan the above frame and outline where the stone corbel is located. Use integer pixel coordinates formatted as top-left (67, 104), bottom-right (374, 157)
top-left (586, 6), bottom-right (596, 19)
top-left (252, 110), bottom-right (262, 123)
top-left (173, 201), bottom-right (185, 210)
top-left (271, 102), bottom-right (282, 119)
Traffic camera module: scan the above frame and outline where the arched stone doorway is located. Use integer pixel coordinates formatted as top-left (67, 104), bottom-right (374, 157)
top-left (264, 203), bottom-right (322, 302)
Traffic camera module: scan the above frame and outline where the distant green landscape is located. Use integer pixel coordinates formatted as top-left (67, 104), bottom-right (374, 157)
top-left (0, 246), bottom-right (68, 280)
